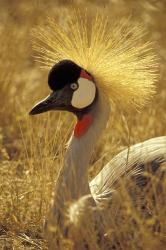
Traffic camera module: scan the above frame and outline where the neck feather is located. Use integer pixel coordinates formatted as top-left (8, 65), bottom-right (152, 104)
top-left (60, 93), bottom-right (110, 200)
top-left (48, 93), bottom-right (110, 230)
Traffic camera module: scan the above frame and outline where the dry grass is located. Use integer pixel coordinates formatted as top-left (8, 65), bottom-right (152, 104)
top-left (0, 0), bottom-right (166, 249)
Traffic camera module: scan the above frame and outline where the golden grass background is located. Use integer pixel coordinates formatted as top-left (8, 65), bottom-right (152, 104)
top-left (0, 0), bottom-right (165, 249)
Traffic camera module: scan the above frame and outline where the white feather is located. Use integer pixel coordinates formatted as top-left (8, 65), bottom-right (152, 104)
top-left (90, 136), bottom-right (166, 202)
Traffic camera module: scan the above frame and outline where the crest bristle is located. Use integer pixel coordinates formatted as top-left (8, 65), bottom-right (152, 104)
top-left (32, 9), bottom-right (159, 109)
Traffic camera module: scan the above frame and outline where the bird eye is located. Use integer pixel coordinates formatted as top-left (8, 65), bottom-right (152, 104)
top-left (70, 83), bottom-right (78, 90)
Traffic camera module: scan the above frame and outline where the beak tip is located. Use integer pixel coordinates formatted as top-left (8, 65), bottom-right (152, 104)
top-left (29, 108), bottom-right (37, 116)
top-left (28, 92), bottom-right (58, 116)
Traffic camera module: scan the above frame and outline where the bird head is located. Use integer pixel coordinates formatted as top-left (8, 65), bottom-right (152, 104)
top-left (29, 60), bottom-right (97, 117)
top-left (30, 10), bottom-right (159, 118)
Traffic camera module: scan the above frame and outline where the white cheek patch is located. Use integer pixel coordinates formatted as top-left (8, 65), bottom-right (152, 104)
top-left (71, 78), bottom-right (96, 109)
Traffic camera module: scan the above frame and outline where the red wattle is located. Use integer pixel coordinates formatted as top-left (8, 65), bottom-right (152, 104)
top-left (74, 114), bottom-right (93, 138)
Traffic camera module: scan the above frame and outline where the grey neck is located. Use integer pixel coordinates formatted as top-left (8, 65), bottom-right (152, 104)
top-left (45, 93), bottom-right (110, 250)
top-left (57, 92), bottom-right (110, 201)
top-left (48, 92), bottom-right (110, 230)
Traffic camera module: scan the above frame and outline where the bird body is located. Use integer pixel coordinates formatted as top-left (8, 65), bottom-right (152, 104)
top-left (90, 136), bottom-right (166, 202)
top-left (29, 9), bottom-right (165, 249)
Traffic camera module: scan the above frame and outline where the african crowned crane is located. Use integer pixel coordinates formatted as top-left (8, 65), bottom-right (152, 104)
top-left (29, 9), bottom-right (166, 249)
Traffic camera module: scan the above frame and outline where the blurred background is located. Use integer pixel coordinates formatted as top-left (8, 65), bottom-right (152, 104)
top-left (0, 0), bottom-right (165, 249)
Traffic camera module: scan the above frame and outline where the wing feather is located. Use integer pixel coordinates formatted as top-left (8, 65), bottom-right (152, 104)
top-left (90, 136), bottom-right (166, 202)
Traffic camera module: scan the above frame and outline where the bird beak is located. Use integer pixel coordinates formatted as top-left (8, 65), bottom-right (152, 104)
top-left (29, 91), bottom-right (64, 115)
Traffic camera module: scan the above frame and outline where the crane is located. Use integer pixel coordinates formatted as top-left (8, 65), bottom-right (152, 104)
top-left (29, 9), bottom-right (166, 250)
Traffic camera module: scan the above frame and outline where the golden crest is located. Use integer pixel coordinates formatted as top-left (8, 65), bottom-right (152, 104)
top-left (33, 8), bottom-right (159, 109)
